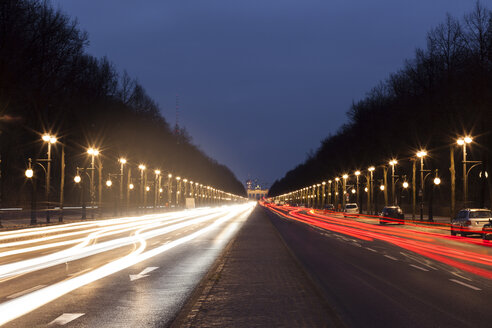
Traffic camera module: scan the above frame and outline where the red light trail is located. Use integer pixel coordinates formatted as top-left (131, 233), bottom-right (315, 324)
top-left (263, 203), bottom-right (492, 280)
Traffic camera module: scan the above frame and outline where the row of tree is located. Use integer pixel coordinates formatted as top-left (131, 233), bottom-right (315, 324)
top-left (0, 0), bottom-right (245, 207)
top-left (269, 2), bottom-right (492, 213)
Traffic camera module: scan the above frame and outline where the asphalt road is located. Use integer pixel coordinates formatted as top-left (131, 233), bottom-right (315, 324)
top-left (0, 204), bottom-right (254, 327)
top-left (266, 205), bottom-right (492, 328)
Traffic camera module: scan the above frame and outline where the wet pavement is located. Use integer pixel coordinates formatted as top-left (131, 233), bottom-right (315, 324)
top-left (174, 206), bottom-right (342, 327)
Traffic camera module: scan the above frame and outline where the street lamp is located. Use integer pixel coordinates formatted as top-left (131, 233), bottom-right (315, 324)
top-left (416, 150), bottom-right (427, 220)
top-left (87, 147), bottom-right (99, 219)
top-left (154, 169), bottom-right (161, 209)
top-left (342, 174), bottom-right (348, 208)
top-left (368, 166), bottom-right (375, 214)
top-left (403, 181), bottom-right (409, 189)
top-left (41, 134), bottom-right (57, 223)
top-left (354, 171), bottom-right (361, 212)
top-left (389, 160), bottom-right (397, 205)
top-left (457, 136), bottom-right (474, 206)
top-left (74, 175), bottom-right (81, 183)
top-left (106, 180), bottom-right (112, 187)
top-left (119, 158), bottom-right (126, 213)
top-left (138, 164), bottom-right (146, 212)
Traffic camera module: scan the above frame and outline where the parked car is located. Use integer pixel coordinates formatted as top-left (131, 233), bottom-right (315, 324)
top-left (379, 206), bottom-right (405, 224)
top-left (324, 204), bottom-right (335, 211)
top-left (343, 203), bottom-right (359, 217)
top-left (451, 209), bottom-right (492, 237)
top-left (483, 220), bottom-right (492, 241)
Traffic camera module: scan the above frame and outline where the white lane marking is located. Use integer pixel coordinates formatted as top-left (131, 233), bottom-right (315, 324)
top-left (129, 266), bottom-right (159, 281)
top-left (449, 279), bottom-right (481, 291)
top-left (7, 285), bottom-right (46, 299)
top-left (410, 264), bottom-right (429, 272)
top-left (352, 243), bottom-right (362, 247)
top-left (451, 272), bottom-right (472, 281)
top-left (48, 313), bottom-right (85, 325)
top-left (384, 255), bottom-right (398, 261)
top-left (365, 247), bottom-right (377, 253)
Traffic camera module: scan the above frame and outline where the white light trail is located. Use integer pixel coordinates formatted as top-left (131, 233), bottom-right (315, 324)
top-left (0, 203), bottom-right (254, 326)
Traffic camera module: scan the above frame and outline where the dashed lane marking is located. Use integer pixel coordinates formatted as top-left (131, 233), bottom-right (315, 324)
top-left (410, 264), bottom-right (429, 272)
top-left (365, 247), bottom-right (377, 252)
top-left (384, 255), bottom-right (398, 261)
top-left (7, 285), bottom-right (46, 299)
top-left (451, 272), bottom-right (472, 281)
top-left (48, 313), bottom-right (85, 325)
top-left (449, 279), bottom-right (481, 291)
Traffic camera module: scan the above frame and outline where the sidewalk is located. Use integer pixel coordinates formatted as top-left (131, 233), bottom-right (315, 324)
top-left (172, 206), bottom-right (342, 327)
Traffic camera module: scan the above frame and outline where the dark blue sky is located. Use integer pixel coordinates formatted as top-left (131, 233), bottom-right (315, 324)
top-left (53, 0), bottom-right (480, 188)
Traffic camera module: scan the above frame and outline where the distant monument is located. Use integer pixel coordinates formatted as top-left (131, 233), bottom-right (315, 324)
top-left (246, 179), bottom-right (269, 201)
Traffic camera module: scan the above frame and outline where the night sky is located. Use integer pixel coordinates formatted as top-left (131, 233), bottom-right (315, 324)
top-left (52, 0), bottom-right (479, 188)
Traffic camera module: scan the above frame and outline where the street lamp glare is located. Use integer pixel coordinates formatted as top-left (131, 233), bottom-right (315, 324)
top-left (457, 139), bottom-right (465, 146)
top-left (342, 174), bottom-right (348, 179)
top-left (146, 186), bottom-right (150, 191)
top-left (119, 158), bottom-right (127, 164)
top-left (25, 168), bottom-right (34, 178)
top-left (154, 169), bottom-right (161, 175)
top-left (434, 177), bottom-right (441, 185)
top-left (176, 176), bottom-right (181, 181)
top-left (351, 189), bottom-right (356, 194)
top-left (368, 166), bottom-right (375, 172)
top-left (184, 179), bottom-right (188, 183)
top-left (322, 181), bottom-right (326, 185)
top-left (159, 188), bottom-right (163, 193)
top-left (168, 173), bottom-right (172, 178)
top-left (138, 164), bottom-right (146, 170)
top-left (380, 185), bottom-right (385, 191)
top-left (74, 175), bottom-right (81, 183)
top-left (355, 171), bottom-right (361, 176)
top-left (389, 159), bottom-right (397, 166)
top-left (129, 183), bottom-right (134, 189)
top-left (49, 136), bottom-right (57, 144)
top-left (328, 180), bottom-right (332, 184)
top-left (106, 180), bottom-right (112, 187)
top-left (335, 177), bottom-right (340, 181)
top-left (403, 181), bottom-right (409, 189)
top-left (42, 134), bottom-right (51, 142)
top-left (417, 150), bottom-right (427, 158)
top-left (364, 187), bottom-right (368, 192)
top-left (464, 136), bottom-right (473, 144)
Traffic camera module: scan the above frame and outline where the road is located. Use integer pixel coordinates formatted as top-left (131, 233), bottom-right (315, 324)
top-left (265, 204), bottom-right (492, 328)
top-left (0, 204), bottom-right (254, 327)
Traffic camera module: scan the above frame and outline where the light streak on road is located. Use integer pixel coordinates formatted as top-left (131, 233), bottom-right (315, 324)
top-left (265, 203), bottom-right (492, 280)
top-left (0, 203), bottom-right (255, 326)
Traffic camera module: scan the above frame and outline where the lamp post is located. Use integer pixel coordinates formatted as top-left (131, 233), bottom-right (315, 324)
top-left (138, 164), bottom-right (146, 212)
top-left (41, 134), bottom-right (56, 223)
top-left (154, 170), bottom-right (161, 210)
top-left (354, 171), bottom-right (361, 212)
top-left (457, 136), bottom-right (474, 206)
top-left (87, 148), bottom-right (99, 219)
top-left (416, 150), bottom-right (427, 221)
top-left (328, 180), bottom-right (332, 205)
top-left (119, 158), bottom-right (126, 214)
top-left (321, 181), bottom-right (326, 208)
top-left (25, 159), bottom-right (36, 225)
top-left (334, 177), bottom-right (340, 210)
top-left (342, 174), bottom-right (348, 209)
top-left (368, 166), bottom-right (375, 214)
top-left (176, 176), bottom-right (181, 207)
top-left (389, 160), bottom-right (397, 205)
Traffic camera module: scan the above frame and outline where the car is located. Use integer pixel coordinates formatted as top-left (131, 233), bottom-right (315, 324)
top-left (343, 203), bottom-right (359, 217)
top-left (483, 220), bottom-right (492, 241)
top-left (379, 206), bottom-right (404, 224)
top-left (451, 208), bottom-right (492, 237)
top-left (324, 204), bottom-right (335, 211)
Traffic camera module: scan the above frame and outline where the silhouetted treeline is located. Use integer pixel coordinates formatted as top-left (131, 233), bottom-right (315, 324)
top-left (270, 3), bottom-right (492, 211)
top-left (0, 0), bottom-right (245, 206)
